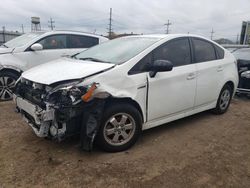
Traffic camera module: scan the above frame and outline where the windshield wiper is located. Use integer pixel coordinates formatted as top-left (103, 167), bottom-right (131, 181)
top-left (79, 57), bottom-right (110, 63)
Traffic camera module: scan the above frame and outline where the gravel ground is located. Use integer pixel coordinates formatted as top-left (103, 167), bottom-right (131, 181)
top-left (0, 98), bottom-right (250, 188)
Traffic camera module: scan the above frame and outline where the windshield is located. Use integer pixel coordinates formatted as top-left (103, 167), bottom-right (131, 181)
top-left (4, 32), bottom-right (45, 48)
top-left (74, 37), bottom-right (161, 64)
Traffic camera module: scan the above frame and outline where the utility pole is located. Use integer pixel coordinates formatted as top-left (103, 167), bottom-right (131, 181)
top-left (48, 17), bottom-right (55, 30)
top-left (236, 33), bottom-right (239, 44)
top-left (21, 24), bottom-right (24, 33)
top-left (107, 8), bottom-right (113, 39)
top-left (164, 20), bottom-right (172, 34)
top-left (2, 26), bottom-right (5, 43)
top-left (210, 28), bottom-right (215, 40)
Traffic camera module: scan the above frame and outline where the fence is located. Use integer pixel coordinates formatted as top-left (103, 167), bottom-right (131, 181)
top-left (0, 30), bottom-right (21, 45)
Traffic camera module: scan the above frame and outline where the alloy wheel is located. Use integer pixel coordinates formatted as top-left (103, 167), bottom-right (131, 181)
top-left (103, 113), bottom-right (136, 146)
top-left (219, 89), bottom-right (231, 111)
top-left (0, 76), bottom-right (16, 100)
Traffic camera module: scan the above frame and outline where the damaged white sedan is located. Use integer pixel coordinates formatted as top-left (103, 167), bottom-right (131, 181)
top-left (14, 34), bottom-right (238, 152)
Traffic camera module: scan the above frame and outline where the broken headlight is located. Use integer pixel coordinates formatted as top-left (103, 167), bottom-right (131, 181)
top-left (46, 81), bottom-right (99, 105)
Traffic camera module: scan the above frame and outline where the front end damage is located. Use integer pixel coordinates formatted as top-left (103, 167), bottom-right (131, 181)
top-left (14, 78), bottom-right (107, 151)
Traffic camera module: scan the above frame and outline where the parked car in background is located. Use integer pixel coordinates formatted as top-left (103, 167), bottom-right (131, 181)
top-left (231, 47), bottom-right (250, 97)
top-left (14, 34), bottom-right (238, 152)
top-left (0, 30), bottom-right (108, 101)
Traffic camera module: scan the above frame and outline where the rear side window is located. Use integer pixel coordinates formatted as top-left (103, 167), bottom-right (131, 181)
top-left (154, 38), bottom-right (191, 67)
top-left (214, 45), bottom-right (225, 59)
top-left (39, 35), bottom-right (67, 49)
top-left (68, 35), bottom-right (99, 48)
top-left (192, 38), bottom-right (216, 63)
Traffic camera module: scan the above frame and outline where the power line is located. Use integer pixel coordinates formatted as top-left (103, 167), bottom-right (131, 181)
top-left (48, 17), bottom-right (55, 30)
top-left (2, 26), bottom-right (5, 43)
top-left (164, 20), bottom-right (172, 34)
top-left (236, 33), bottom-right (239, 44)
top-left (107, 8), bottom-right (113, 39)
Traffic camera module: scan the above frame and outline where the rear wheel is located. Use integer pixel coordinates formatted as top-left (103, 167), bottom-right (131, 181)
top-left (0, 71), bottom-right (19, 101)
top-left (96, 103), bottom-right (142, 152)
top-left (212, 84), bottom-right (233, 114)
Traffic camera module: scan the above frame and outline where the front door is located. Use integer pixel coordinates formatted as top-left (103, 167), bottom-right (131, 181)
top-left (16, 34), bottom-right (77, 70)
top-left (147, 38), bottom-right (197, 121)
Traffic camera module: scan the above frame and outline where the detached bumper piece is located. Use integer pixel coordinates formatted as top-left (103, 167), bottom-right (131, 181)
top-left (80, 99), bottom-right (106, 151)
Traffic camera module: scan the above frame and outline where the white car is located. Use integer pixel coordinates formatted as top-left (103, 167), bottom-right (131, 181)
top-left (0, 30), bottom-right (108, 101)
top-left (14, 34), bottom-right (238, 152)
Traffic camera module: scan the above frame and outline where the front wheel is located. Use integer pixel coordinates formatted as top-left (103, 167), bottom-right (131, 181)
top-left (212, 84), bottom-right (233, 114)
top-left (96, 103), bottom-right (142, 152)
top-left (0, 71), bottom-right (19, 101)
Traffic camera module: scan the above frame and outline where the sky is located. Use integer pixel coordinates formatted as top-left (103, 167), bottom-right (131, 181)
top-left (1, 0), bottom-right (250, 41)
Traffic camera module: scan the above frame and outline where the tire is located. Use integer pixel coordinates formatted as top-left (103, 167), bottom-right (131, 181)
top-left (96, 103), bottom-right (142, 152)
top-left (212, 84), bottom-right (233, 115)
top-left (0, 71), bottom-right (19, 101)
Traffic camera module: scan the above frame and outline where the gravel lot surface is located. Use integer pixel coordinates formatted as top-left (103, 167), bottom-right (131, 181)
top-left (0, 99), bottom-right (250, 187)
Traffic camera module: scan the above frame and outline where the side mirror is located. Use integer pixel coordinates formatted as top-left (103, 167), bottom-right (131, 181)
top-left (149, 60), bottom-right (173, 78)
top-left (30, 43), bottom-right (43, 51)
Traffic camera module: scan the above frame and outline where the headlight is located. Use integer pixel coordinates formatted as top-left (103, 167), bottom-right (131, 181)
top-left (46, 81), bottom-right (98, 105)
top-left (241, 71), bottom-right (250, 79)
top-left (68, 82), bottom-right (98, 103)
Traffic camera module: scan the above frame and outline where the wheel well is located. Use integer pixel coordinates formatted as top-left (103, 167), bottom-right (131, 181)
top-left (105, 97), bottom-right (144, 123)
top-left (0, 68), bottom-right (22, 77)
top-left (225, 81), bottom-right (234, 92)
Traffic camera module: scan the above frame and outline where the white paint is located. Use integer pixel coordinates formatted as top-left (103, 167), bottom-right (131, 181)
top-left (0, 30), bottom-right (108, 72)
top-left (19, 34), bottom-right (239, 131)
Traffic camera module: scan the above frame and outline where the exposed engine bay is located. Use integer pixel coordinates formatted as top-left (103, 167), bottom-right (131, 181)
top-left (14, 78), bottom-right (108, 151)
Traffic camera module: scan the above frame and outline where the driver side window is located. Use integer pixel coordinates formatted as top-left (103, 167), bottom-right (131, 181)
top-left (154, 38), bottom-right (191, 67)
top-left (128, 38), bottom-right (191, 75)
top-left (38, 35), bottom-right (67, 50)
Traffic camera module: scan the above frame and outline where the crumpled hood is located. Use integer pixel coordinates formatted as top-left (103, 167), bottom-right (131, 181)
top-left (22, 58), bottom-right (115, 85)
top-left (0, 47), bottom-right (14, 54)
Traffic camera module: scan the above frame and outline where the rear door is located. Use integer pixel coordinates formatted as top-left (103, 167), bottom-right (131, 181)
top-left (191, 37), bottom-right (223, 107)
top-left (147, 38), bottom-right (197, 121)
top-left (67, 34), bottom-right (100, 55)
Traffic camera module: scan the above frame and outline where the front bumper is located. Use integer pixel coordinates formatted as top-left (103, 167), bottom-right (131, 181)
top-left (14, 95), bottom-right (66, 138)
top-left (14, 92), bottom-right (106, 151)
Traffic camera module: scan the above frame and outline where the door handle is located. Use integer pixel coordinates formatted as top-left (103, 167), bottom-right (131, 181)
top-left (217, 66), bottom-right (223, 72)
top-left (187, 73), bottom-right (196, 80)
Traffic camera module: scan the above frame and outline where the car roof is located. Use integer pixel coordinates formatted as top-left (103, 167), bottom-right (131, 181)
top-left (29, 30), bottom-right (108, 40)
top-left (122, 34), bottom-right (221, 48)
top-left (124, 33), bottom-right (211, 40)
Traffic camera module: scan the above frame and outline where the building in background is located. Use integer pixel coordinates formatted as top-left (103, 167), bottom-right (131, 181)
top-left (240, 21), bottom-right (250, 45)
top-left (0, 29), bottom-right (21, 45)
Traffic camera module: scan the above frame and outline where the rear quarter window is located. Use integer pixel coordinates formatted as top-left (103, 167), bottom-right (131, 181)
top-left (192, 38), bottom-right (216, 63)
top-left (214, 45), bottom-right (225, 59)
